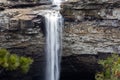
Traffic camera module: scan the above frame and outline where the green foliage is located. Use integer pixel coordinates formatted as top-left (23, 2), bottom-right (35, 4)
top-left (20, 57), bottom-right (33, 73)
top-left (0, 48), bottom-right (33, 73)
top-left (8, 54), bottom-right (20, 70)
top-left (0, 48), bottom-right (9, 57)
top-left (95, 54), bottom-right (120, 80)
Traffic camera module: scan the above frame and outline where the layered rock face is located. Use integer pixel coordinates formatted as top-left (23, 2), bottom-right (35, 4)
top-left (1, 0), bottom-right (120, 55)
top-left (62, 0), bottom-right (120, 55)
top-left (0, 6), bottom-right (46, 79)
top-left (0, 0), bottom-right (120, 80)
top-left (60, 1), bottom-right (120, 79)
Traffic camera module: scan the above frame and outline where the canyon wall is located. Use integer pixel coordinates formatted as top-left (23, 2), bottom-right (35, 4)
top-left (62, 0), bottom-right (120, 55)
top-left (0, 0), bottom-right (120, 79)
top-left (0, 0), bottom-right (120, 56)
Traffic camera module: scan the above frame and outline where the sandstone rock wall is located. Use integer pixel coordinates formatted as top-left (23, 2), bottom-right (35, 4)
top-left (0, 1), bottom-right (119, 79)
top-left (0, 8), bottom-right (45, 53)
top-left (62, 0), bottom-right (120, 55)
top-left (0, 0), bottom-right (120, 56)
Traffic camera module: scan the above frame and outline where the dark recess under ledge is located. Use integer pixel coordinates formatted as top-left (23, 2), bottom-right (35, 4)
top-left (60, 53), bottom-right (113, 80)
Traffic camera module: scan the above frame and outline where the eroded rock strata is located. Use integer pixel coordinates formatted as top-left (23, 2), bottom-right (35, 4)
top-left (62, 0), bottom-right (120, 55)
top-left (0, 0), bottom-right (120, 56)
top-left (0, 0), bottom-right (120, 80)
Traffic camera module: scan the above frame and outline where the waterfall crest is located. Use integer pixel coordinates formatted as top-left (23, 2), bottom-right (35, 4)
top-left (52, 0), bottom-right (62, 6)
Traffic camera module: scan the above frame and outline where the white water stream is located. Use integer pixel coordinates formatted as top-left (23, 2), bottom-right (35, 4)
top-left (45, 0), bottom-right (64, 80)
top-left (45, 11), bottom-right (63, 80)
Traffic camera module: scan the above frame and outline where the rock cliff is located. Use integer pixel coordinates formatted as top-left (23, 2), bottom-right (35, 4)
top-left (0, 0), bottom-right (120, 80)
top-left (62, 0), bottom-right (120, 55)
top-left (0, 0), bottom-right (120, 56)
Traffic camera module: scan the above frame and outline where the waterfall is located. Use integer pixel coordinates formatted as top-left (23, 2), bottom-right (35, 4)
top-left (52, 0), bottom-right (62, 6)
top-left (44, 0), bottom-right (63, 80)
top-left (45, 11), bottom-right (63, 80)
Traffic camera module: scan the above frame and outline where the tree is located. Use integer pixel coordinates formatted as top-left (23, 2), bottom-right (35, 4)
top-left (0, 48), bottom-right (33, 73)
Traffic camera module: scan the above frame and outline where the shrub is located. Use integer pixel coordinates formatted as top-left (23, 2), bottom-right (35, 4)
top-left (19, 56), bottom-right (33, 73)
top-left (0, 48), bottom-right (33, 73)
top-left (95, 54), bottom-right (120, 80)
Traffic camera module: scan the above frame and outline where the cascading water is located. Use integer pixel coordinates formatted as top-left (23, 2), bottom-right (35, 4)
top-left (44, 0), bottom-right (64, 80)
top-left (45, 11), bottom-right (63, 80)
top-left (52, 0), bottom-right (61, 6)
